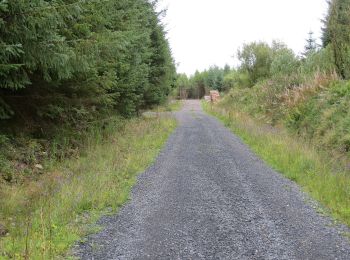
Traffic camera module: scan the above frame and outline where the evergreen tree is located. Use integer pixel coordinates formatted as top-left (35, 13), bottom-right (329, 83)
top-left (302, 31), bottom-right (318, 57)
top-left (322, 1), bottom-right (332, 47)
top-left (223, 64), bottom-right (231, 75)
top-left (322, 0), bottom-right (350, 79)
top-left (206, 66), bottom-right (225, 91)
top-left (0, 0), bottom-right (176, 125)
top-left (145, 12), bottom-right (176, 107)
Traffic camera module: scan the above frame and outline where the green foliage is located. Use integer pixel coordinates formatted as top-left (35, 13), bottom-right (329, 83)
top-left (300, 46), bottom-right (336, 74)
top-left (270, 48), bottom-right (300, 76)
top-left (175, 73), bottom-right (191, 99)
top-left (323, 0), bottom-right (350, 79)
top-left (223, 70), bottom-right (251, 89)
top-left (237, 41), bottom-right (273, 84)
top-left (175, 38), bottom-right (333, 96)
top-left (203, 0), bottom-right (350, 229)
top-left (174, 66), bottom-right (231, 99)
top-left (0, 116), bottom-right (176, 258)
top-left (0, 0), bottom-right (176, 122)
top-left (205, 66), bottom-right (225, 91)
top-left (176, 73), bottom-right (189, 88)
top-left (287, 80), bottom-right (350, 154)
top-left (190, 70), bottom-right (208, 98)
top-left (302, 31), bottom-right (318, 58)
top-left (144, 17), bottom-right (176, 107)
top-left (205, 103), bottom-right (350, 228)
top-left (216, 37), bottom-right (342, 152)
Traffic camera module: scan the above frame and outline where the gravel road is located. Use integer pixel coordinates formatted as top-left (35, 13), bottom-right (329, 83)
top-left (76, 100), bottom-right (350, 259)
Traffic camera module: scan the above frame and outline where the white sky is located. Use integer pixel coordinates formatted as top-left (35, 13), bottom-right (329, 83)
top-left (157, 0), bottom-right (329, 76)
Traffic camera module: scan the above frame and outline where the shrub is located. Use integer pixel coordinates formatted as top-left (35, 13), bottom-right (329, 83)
top-left (287, 80), bottom-right (350, 154)
top-left (223, 70), bottom-right (251, 89)
top-left (301, 46), bottom-right (336, 75)
top-left (237, 41), bottom-right (273, 84)
top-left (270, 48), bottom-right (300, 76)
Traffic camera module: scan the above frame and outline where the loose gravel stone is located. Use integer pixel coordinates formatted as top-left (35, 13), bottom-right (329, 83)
top-left (76, 100), bottom-right (350, 260)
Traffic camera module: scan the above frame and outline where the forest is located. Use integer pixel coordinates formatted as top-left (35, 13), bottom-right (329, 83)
top-left (0, 0), bottom-right (176, 258)
top-left (0, 0), bottom-right (176, 180)
top-left (1, 0), bottom-right (350, 258)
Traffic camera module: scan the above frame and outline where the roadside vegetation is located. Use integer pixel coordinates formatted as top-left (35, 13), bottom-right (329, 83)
top-left (199, 0), bottom-right (350, 226)
top-left (204, 103), bottom-right (350, 227)
top-left (150, 99), bottom-right (183, 113)
top-left (0, 115), bottom-right (176, 259)
top-left (0, 0), bottom-right (177, 258)
top-left (174, 65), bottom-right (231, 99)
top-left (0, 0), bottom-right (176, 182)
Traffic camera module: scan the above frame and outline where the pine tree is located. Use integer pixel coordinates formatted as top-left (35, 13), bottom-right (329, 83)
top-left (0, 0), bottom-right (176, 123)
top-left (322, 0), bottom-right (350, 79)
top-left (321, 1), bottom-right (332, 47)
top-left (302, 31), bottom-right (318, 57)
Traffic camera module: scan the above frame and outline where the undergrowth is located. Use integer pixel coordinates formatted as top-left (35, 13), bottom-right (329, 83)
top-left (0, 116), bottom-right (176, 259)
top-left (150, 100), bottom-right (183, 112)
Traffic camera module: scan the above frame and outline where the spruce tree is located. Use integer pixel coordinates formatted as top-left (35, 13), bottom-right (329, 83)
top-left (302, 31), bottom-right (318, 58)
top-left (0, 0), bottom-right (176, 124)
top-left (322, 0), bottom-right (350, 79)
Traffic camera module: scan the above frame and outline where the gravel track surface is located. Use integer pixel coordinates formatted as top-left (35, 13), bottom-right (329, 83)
top-left (76, 100), bottom-right (350, 259)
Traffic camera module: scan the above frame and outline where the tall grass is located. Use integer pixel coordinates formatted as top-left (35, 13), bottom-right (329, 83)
top-left (204, 102), bottom-right (350, 227)
top-left (281, 71), bottom-right (338, 109)
top-left (150, 100), bottom-right (183, 112)
top-left (0, 116), bottom-right (176, 259)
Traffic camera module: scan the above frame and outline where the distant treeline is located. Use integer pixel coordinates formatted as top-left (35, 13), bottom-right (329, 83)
top-left (0, 0), bottom-right (176, 129)
top-left (176, 66), bottom-right (230, 99)
top-left (176, 0), bottom-right (350, 99)
top-left (206, 0), bottom-right (350, 228)
top-left (197, 0), bottom-right (350, 157)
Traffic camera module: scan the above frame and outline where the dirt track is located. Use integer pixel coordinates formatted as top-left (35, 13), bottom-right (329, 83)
top-left (76, 100), bottom-right (350, 259)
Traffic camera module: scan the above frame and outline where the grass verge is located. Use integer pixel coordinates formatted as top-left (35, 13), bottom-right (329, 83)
top-left (151, 100), bottom-right (183, 112)
top-left (203, 101), bottom-right (350, 227)
top-left (0, 116), bottom-right (176, 259)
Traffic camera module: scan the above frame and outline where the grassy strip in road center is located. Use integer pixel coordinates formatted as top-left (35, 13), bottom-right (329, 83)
top-left (0, 116), bottom-right (176, 259)
top-left (203, 102), bottom-right (350, 228)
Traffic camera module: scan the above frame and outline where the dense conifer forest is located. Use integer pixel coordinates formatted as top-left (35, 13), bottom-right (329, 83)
top-left (0, 1), bottom-right (176, 257)
top-left (0, 0), bottom-right (175, 127)
top-left (0, 0), bottom-right (176, 181)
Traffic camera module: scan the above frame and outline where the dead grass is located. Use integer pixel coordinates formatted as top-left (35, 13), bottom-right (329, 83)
top-left (282, 71), bottom-right (339, 109)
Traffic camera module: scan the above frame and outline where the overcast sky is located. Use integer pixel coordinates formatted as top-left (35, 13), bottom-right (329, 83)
top-left (157, 0), bottom-right (329, 75)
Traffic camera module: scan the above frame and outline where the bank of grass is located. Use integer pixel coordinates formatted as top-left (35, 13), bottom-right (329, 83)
top-left (203, 101), bottom-right (350, 227)
top-left (151, 100), bottom-right (183, 112)
top-left (0, 116), bottom-right (176, 259)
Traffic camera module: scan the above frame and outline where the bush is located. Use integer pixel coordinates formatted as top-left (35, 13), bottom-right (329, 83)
top-left (270, 48), bottom-right (300, 76)
top-left (287, 80), bottom-right (350, 154)
top-left (301, 46), bottom-right (336, 75)
top-left (237, 41), bottom-right (273, 84)
top-left (223, 70), bottom-right (251, 89)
